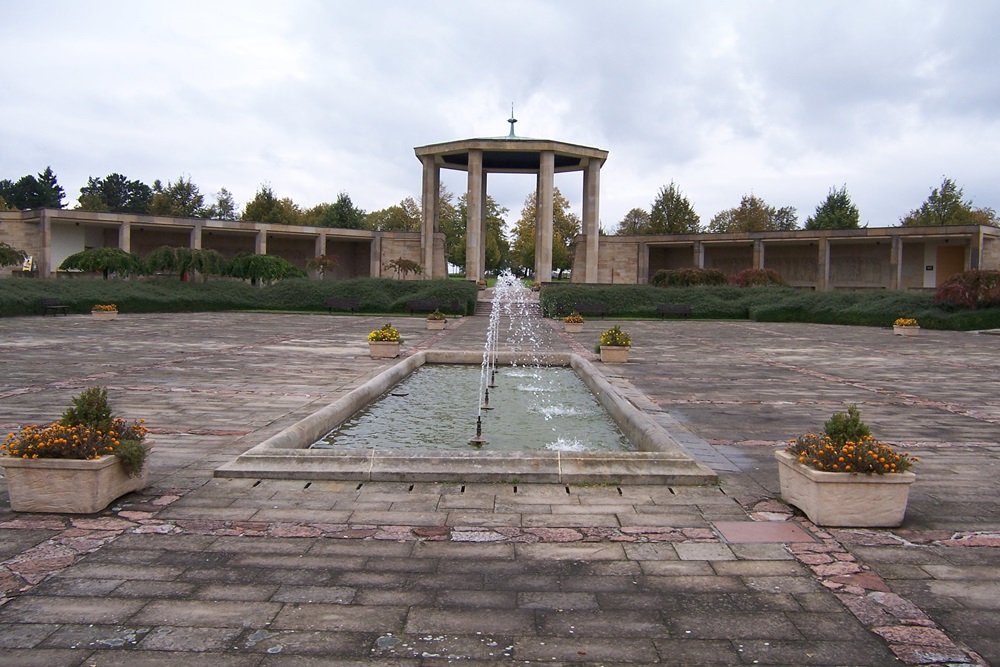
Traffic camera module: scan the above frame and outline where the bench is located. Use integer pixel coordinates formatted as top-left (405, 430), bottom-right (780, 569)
top-left (324, 297), bottom-right (360, 313)
top-left (40, 297), bottom-right (69, 316)
top-left (656, 303), bottom-right (692, 318)
top-left (405, 300), bottom-right (442, 315)
top-left (573, 302), bottom-right (610, 319)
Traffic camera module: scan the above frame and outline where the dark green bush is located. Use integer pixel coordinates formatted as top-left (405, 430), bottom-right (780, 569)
top-left (0, 277), bottom-right (477, 317)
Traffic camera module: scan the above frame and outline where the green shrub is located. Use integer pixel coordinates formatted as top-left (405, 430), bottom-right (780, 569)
top-left (60, 386), bottom-right (114, 432)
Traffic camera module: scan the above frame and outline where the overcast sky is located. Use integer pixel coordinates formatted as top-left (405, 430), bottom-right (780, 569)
top-left (3, 1), bottom-right (998, 231)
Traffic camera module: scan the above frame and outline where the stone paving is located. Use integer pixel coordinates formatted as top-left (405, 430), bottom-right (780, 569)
top-left (0, 309), bottom-right (998, 666)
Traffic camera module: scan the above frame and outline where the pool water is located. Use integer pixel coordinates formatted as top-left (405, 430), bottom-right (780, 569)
top-left (312, 364), bottom-right (631, 452)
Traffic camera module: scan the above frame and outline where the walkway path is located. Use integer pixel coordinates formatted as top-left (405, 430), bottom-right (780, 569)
top-left (0, 312), bottom-right (997, 665)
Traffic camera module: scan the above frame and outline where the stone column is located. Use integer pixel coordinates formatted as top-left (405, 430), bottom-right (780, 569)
top-left (39, 209), bottom-right (52, 277)
top-left (370, 235), bottom-right (381, 277)
top-left (465, 149), bottom-right (484, 281)
top-left (118, 221), bottom-right (131, 253)
top-left (479, 172), bottom-right (488, 278)
top-left (889, 236), bottom-right (902, 290)
top-left (583, 159), bottom-right (601, 283)
top-left (817, 238), bottom-right (830, 291)
top-left (255, 228), bottom-right (267, 255)
top-left (314, 233), bottom-right (327, 279)
top-left (420, 155), bottom-right (439, 280)
top-left (190, 223), bottom-right (202, 250)
top-left (971, 228), bottom-right (983, 270)
top-left (753, 239), bottom-right (764, 270)
top-left (693, 240), bottom-right (705, 268)
top-left (535, 150), bottom-right (555, 282)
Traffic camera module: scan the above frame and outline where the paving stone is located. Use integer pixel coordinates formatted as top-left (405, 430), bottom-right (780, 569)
top-left (0, 596), bottom-right (147, 624)
top-left (270, 603), bottom-right (407, 632)
top-left (404, 607), bottom-right (536, 635)
top-left (673, 542), bottom-right (737, 561)
top-left (0, 648), bottom-right (93, 667)
top-left (132, 600), bottom-right (282, 628)
top-left (437, 589), bottom-right (518, 609)
top-left (270, 585), bottom-right (356, 604)
top-left (238, 629), bottom-right (373, 657)
top-left (514, 636), bottom-right (659, 662)
top-left (0, 623), bottom-right (60, 649)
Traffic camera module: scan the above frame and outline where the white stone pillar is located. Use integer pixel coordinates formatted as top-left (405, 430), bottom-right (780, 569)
top-left (190, 223), bottom-right (202, 250)
top-left (583, 159), bottom-right (601, 283)
top-left (753, 240), bottom-right (765, 270)
top-left (255, 228), bottom-right (267, 255)
top-left (465, 149), bottom-right (484, 281)
top-left (420, 155), bottom-right (439, 280)
top-left (118, 221), bottom-right (131, 253)
top-left (479, 172), bottom-right (488, 277)
top-left (535, 150), bottom-right (555, 282)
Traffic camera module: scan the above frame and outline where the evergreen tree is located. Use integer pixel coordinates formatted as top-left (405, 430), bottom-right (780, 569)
top-left (805, 185), bottom-right (861, 230)
top-left (77, 173), bottom-right (152, 214)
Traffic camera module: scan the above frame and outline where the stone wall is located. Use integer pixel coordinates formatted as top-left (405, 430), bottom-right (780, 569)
top-left (0, 215), bottom-right (41, 277)
top-left (983, 235), bottom-right (1000, 272)
top-left (704, 245), bottom-right (753, 276)
top-left (829, 242), bottom-right (892, 288)
top-left (763, 244), bottom-right (818, 286)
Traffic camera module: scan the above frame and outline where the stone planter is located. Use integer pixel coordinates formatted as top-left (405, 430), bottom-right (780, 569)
top-left (774, 450), bottom-right (915, 527)
top-left (91, 310), bottom-right (118, 321)
top-left (426, 319), bottom-right (446, 330)
top-left (1, 454), bottom-right (148, 514)
top-left (564, 322), bottom-right (583, 333)
top-left (599, 346), bottom-right (630, 363)
top-left (369, 341), bottom-right (400, 359)
top-left (893, 325), bottom-right (920, 336)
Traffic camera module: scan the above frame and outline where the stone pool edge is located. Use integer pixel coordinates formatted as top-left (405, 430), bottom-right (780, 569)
top-left (214, 350), bottom-right (718, 485)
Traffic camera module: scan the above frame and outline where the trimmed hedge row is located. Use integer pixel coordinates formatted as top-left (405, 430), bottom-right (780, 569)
top-left (0, 278), bottom-right (479, 317)
top-left (539, 283), bottom-right (1000, 330)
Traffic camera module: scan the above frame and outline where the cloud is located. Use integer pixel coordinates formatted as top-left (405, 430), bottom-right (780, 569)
top-left (2, 0), bottom-right (997, 232)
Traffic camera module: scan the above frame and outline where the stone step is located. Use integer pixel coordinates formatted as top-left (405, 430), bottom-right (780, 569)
top-left (474, 301), bottom-right (543, 317)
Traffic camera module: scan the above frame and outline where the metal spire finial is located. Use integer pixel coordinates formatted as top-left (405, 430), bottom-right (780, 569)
top-left (508, 104), bottom-right (517, 138)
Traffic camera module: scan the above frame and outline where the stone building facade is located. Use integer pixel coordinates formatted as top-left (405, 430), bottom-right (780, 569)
top-left (0, 209), bottom-right (442, 280)
top-left (571, 225), bottom-right (1000, 290)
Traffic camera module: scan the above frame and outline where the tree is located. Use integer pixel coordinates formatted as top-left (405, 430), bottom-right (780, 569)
top-left (366, 197), bottom-right (421, 231)
top-left (206, 188), bottom-right (239, 220)
top-left (648, 182), bottom-right (701, 234)
top-left (0, 242), bottom-right (27, 267)
top-left (306, 254), bottom-right (338, 278)
top-left (441, 190), bottom-right (510, 274)
top-left (805, 185), bottom-right (861, 230)
top-left (510, 188), bottom-right (580, 278)
top-left (144, 245), bottom-right (194, 280)
top-left (58, 247), bottom-right (144, 279)
top-left (189, 248), bottom-right (227, 281)
top-left (77, 173), bottom-right (152, 214)
top-left (148, 176), bottom-right (207, 218)
top-left (614, 208), bottom-right (651, 235)
top-left (242, 184), bottom-right (303, 225)
top-left (323, 192), bottom-right (367, 229)
top-left (383, 256), bottom-right (422, 279)
top-left (0, 167), bottom-right (65, 209)
top-left (708, 194), bottom-right (798, 233)
top-left (226, 253), bottom-right (305, 285)
top-left (899, 177), bottom-right (998, 227)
